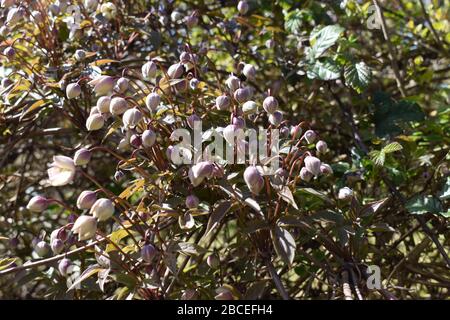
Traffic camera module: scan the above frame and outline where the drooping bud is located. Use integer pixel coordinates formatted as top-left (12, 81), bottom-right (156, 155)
top-left (243, 166), bottom-right (264, 195)
top-left (304, 130), bottom-right (317, 144)
top-left (189, 78), bottom-right (200, 90)
top-left (207, 254), bottom-right (220, 269)
top-left (320, 163), bottom-right (333, 176)
top-left (26, 195), bottom-right (49, 212)
top-left (142, 129), bottom-right (156, 148)
top-left (115, 77), bottom-right (129, 93)
top-left (234, 88), bottom-right (250, 103)
top-left (73, 148), bottom-right (91, 166)
top-left (167, 63), bottom-right (184, 79)
top-left (216, 95), bottom-right (231, 111)
top-left (300, 167), bottom-right (313, 182)
top-left (304, 156), bottom-right (321, 177)
top-left (290, 125), bottom-right (302, 139)
top-left (76, 190), bottom-right (97, 210)
top-left (122, 108), bottom-right (143, 128)
top-left (338, 187), bottom-right (353, 200)
top-left (96, 96), bottom-right (111, 113)
top-left (142, 61), bottom-right (157, 80)
top-left (141, 244), bottom-right (157, 263)
top-left (242, 100), bottom-right (257, 114)
top-left (86, 113), bottom-right (104, 131)
top-left (66, 83), bottom-right (81, 99)
top-left (130, 134), bottom-right (142, 148)
top-left (179, 52), bottom-right (191, 64)
top-left (90, 75), bottom-right (115, 96)
top-left (51, 239), bottom-right (64, 254)
top-left (263, 96), bottom-right (278, 114)
top-left (242, 63), bottom-right (256, 80)
top-left (71, 215), bottom-right (97, 240)
top-left (189, 161), bottom-right (214, 186)
top-left (225, 75), bottom-right (240, 92)
top-left (58, 258), bottom-right (72, 276)
top-left (35, 241), bottom-right (50, 257)
top-left (237, 0), bottom-right (249, 15)
top-left (145, 92), bottom-right (160, 112)
top-left (109, 97), bottom-right (128, 115)
top-left (268, 111), bottom-right (283, 126)
top-left (316, 140), bottom-right (328, 154)
top-left (90, 198), bottom-right (115, 222)
top-left (232, 116), bottom-right (245, 129)
top-left (185, 194), bottom-right (199, 209)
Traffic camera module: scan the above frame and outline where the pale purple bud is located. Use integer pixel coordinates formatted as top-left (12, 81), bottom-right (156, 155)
top-left (90, 198), bottom-right (115, 222)
top-left (58, 258), bottom-right (72, 276)
top-left (73, 148), bottom-right (91, 166)
top-left (109, 97), bottom-right (128, 115)
top-left (74, 49), bottom-right (86, 60)
top-left (242, 100), bottom-right (257, 114)
top-left (142, 129), bottom-right (156, 148)
top-left (90, 75), bottom-right (115, 96)
top-left (141, 244), bottom-right (157, 263)
top-left (280, 126), bottom-right (290, 138)
top-left (232, 116), bottom-right (245, 129)
top-left (304, 130), bottom-right (317, 144)
top-left (142, 61), bottom-right (157, 80)
top-left (51, 239), bottom-right (64, 254)
top-left (86, 113), bottom-right (104, 131)
top-left (122, 108), bottom-right (143, 128)
top-left (35, 241), bottom-right (50, 257)
top-left (304, 156), bottom-right (321, 177)
top-left (114, 170), bottom-right (125, 182)
top-left (234, 88), bottom-right (250, 103)
top-left (244, 166), bottom-right (264, 194)
top-left (66, 83), bottom-right (81, 99)
top-left (338, 187), bottom-right (353, 200)
top-left (320, 163), bottom-right (333, 176)
top-left (216, 95), bottom-right (231, 111)
top-left (266, 39), bottom-right (275, 49)
top-left (76, 190), bottom-right (97, 210)
top-left (187, 114), bottom-right (201, 129)
top-left (207, 254), bottom-right (220, 269)
top-left (263, 96), bottom-right (278, 114)
top-left (26, 195), bottom-right (49, 212)
top-left (96, 96), bottom-right (111, 113)
top-left (145, 92), bottom-right (160, 112)
top-left (242, 63), bottom-right (256, 80)
top-left (268, 111), bottom-right (283, 126)
top-left (300, 167), bottom-right (313, 182)
top-left (237, 1), bottom-right (249, 15)
top-left (3, 46), bottom-right (15, 58)
top-left (167, 63), bottom-right (184, 79)
top-left (185, 195), bottom-right (199, 209)
top-left (316, 140), bottom-right (328, 154)
top-left (225, 75), bottom-right (240, 92)
top-left (130, 134), bottom-right (142, 148)
top-left (179, 52), bottom-right (191, 63)
top-left (115, 77), bottom-right (129, 93)
top-left (290, 125), bottom-right (302, 138)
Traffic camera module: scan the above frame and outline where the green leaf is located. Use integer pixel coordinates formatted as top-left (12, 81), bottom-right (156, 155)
top-left (406, 195), bottom-right (443, 215)
top-left (369, 150), bottom-right (385, 166)
top-left (382, 142), bottom-right (403, 154)
top-left (271, 226), bottom-right (296, 266)
top-left (344, 61), bottom-right (371, 93)
top-left (307, 58), bottom-right (341, 81)
top-left (310, 25), bottom-right (344, 58)
top-left (284, 9), bottom-right (305, 35)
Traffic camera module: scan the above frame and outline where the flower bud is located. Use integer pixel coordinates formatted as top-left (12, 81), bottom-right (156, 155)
top-left (171, 10), bottom-right (183, 23)
top-left (51, 239), bottom-right (64, 254)
top-left (179, 52), bottom-right (191, 64)
top-left (269, 111), bottom-right (283, 126)
top-left (237, 1), bottom-right (249, 15)
top-left (77, 190), bottom-right (97, 210)
top-left (304, 156), bottom-right (321, 177)
top-left (115, 77), bottom-right (129, 93)
top-left (232, 116), bottom-right (245, 129)
top-left (96, 96), bottom-right (111, 113)
top-left (290, 125), bottom-right (302, 138)
top-left (142, 61), bottom-right (157, 80)
top-left (338, 187), bottom-right (353, 200)
top-left (263, 96), bottom-right (278, 114)
top-left (242, 100), bottom-right (257, 114)
top-left (122, 108), bottom-right (143, 128)
top-left (100, 2), bottom-right (117, 20)
top-left (90, 75), bottom-right (115, 96)
top-left (58, 258), bottom-right (72, 277)
top-left (316, 140), bottom-right (328, 154)
top-left (145, 92), bottom-right (160, 112)
top-left (35, 241), bottom-right (50, 257)
top-left (90, 198), bottom-right (115, 222)
top-left (66, 83), bottom-right (81, 99)
top-left (167, 63), bottom-right (184, 79)
top-left (72, 215), bottom-right (97, 240)
top-left (26, 195), bottom-right (49, 212)
top-left (207, 254), bottom-right (220, 269)
top-left (234, 88), bottom-right (250, 103)
top-left (109, 97), bottom-right (128, 115)
top-left (185, 194), bottom-right (199, 209)
top-left (189, 78), bottom-right (200, 90)
top-left (86, 113), bottom-right (104, 131)
top-left (300, 167), bottom-right (313, 182)
top-left (304, 130), bottom-right (317, 144)
top-left (320, 163), bottom-right (333, 176)
top-left (187, 114), bottom-right (201, 129)
top-left (244, 166), bottom-right (264, 195)
top-left (242, 63), bottom-right (256, 80)
top-left (3, 46), bottom-right (15, 58)
top-left (189, 161), bottom-right (214, 186)
top-left (225, 75), bottom-right (240, 92)
top-left (166, 145), bottom-right (174, 160)
top-left (73, 148), bottom-right (91, 166)
top-left (216, 95), bottom-right (230, 111)
top-left (141, 244), bottom-right (157, 263)
top-left (142, 129), bottom-right (156, 148)
top-left (74, 49), bottom-right (86, 60)
top-left (129, 134), bottom-right (140, 148)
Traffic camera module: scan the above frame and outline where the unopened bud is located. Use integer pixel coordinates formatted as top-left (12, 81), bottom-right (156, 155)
top-left (141, 244), bottom-right (157, 263)
top-left (142, 129), bottom-right (156, 148)
top-left (109, 97), bottom-right (128, 115)
top-left (185, 194), bottom-right (199, 209)
top-left (86, 113), bottom-right (104, 131)
top-left (26, 195), bottom-right (49, 212)
top-left (73, 148), bottom-right (91, 166)
top-left (145, 92), bottom-right (160, 112)
top-left (77, 190), bottom-right (97, 210)
top-left (216, 95), bottom-right (231, 110)
top-left (263, 96), bottom-right (278, 114)
top-left (244, 166), bottom-right (264, 194)
top-left (304, 130), bottom-right (317, 144)
top-left (66, 83), bottom-right (81, 99)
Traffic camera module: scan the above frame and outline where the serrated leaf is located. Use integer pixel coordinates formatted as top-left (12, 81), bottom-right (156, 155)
top-left (271, 226), bottom-right (296, 266)
top-left (382, 142), bottom-right (403, 154)
top-left (344, 61), bottom-right (371, 93)
top-left (307, 58), bottom-right (341, 80)
top-left (310, 25), bottom-right (344, 58)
